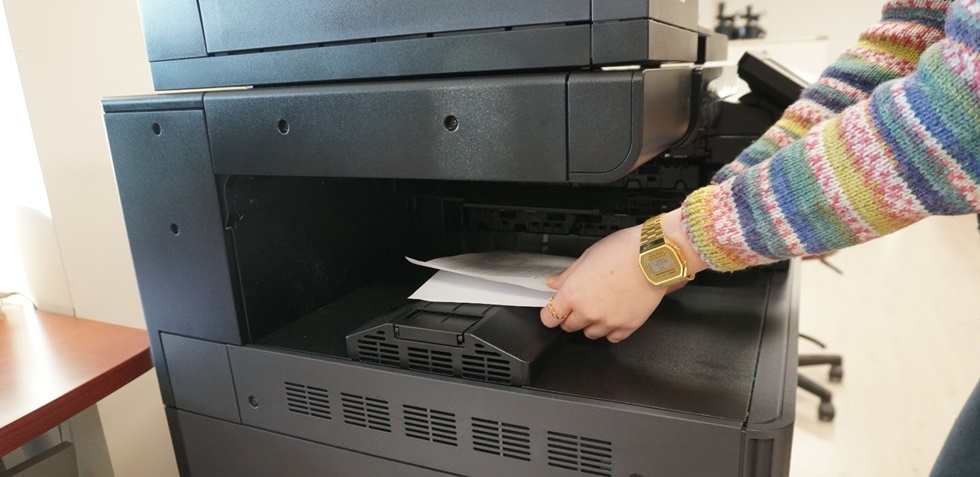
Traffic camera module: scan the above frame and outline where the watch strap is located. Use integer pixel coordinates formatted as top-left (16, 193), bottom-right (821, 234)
top-left (639, 215), bottom-right (695, 285)
top-left (640, 215), bottom-right (668, 253)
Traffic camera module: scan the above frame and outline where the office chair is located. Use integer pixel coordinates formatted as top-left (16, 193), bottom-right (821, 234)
top-left (797, 255), bottom-right (845, 422)
top-left (798, 333), bottom-right (844, 422)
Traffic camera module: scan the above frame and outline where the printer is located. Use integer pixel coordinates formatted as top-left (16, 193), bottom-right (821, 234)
top-left (104, 1), bottom-right (799, 476)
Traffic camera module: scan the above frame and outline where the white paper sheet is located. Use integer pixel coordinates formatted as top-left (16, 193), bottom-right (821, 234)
top-left (409, 270), bottom-right (556, 308)
top-left (406, 252), bottom-right (577, 308)
top-left (406, 251), bottom-right (575, 292)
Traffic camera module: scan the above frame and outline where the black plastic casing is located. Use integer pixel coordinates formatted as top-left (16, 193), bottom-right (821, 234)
top-left (104, 67), bottom-right (797, 477)
top-left (136, 0), bottom-right (701, 90)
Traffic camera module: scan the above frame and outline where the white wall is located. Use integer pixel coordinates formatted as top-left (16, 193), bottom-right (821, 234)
top-left (699, 0), bottom-right (886, 66)
top-left (0, 2), bottom-right (72, 315)
top-left (2, 0), bottom-right (177, 476)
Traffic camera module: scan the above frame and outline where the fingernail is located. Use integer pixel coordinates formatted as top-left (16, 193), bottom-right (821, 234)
top-left (546, 276), bottom-right (556, 284)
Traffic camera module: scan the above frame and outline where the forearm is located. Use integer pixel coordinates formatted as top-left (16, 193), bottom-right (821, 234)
top-left (712, 0), bottom-right (953, 183)
top-left (680, 0), bottom-right (980, 271)
top-left (660, 209), bottom-right (710, 276)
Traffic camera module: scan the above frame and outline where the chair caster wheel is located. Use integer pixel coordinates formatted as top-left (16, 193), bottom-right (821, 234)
top-left (818, 402), bottom-right (836, 422)
top-left (829, 364), bottom-right (843, 383)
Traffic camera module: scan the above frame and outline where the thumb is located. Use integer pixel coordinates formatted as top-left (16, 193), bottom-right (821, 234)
top-left (547, 258), bottom-right (582, 290)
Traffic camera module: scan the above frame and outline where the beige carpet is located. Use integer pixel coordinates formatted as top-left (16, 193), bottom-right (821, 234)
top-left (791, 214), bottom-right (980, 477)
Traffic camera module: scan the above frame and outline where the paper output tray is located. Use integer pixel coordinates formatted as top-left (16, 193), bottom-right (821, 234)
top-left (346, 302), bottom-right (564, 386)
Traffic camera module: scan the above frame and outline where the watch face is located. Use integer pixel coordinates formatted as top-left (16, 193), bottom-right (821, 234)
top-left (643, 248), bottom-right (683, 283)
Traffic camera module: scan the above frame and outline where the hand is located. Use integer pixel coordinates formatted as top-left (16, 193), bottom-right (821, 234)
top-left (540, 209), bottom-right (708, 343)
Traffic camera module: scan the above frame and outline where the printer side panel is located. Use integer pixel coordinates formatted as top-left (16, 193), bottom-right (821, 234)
top-left (105, 100), bottom-right (245, 405)
top-left (742, 262), bottom-right (800, 477)
top-left (135, 0), bottom-right (207, 62)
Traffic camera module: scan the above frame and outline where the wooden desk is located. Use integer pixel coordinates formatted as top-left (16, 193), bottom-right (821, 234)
top-left (0, 309), bottom-right (153, 457)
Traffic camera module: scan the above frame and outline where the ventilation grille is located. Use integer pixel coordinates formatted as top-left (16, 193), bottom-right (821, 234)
top-left (461, 350), bottom-right (512, 384)
top-left (357, 332), bottom-right (399, 367)
top-left (547, 431), bottom-right (613, 477)
top-left (284, 382), bottom-right (331, 420)
top-left (403, 405), bottom-right (458, 446)
top-left (341, 393), bottom-right (391, 432)
top-left (406, 347), bottom-right (454, 376)
top-left (472, 418), bottom-right (531, 461)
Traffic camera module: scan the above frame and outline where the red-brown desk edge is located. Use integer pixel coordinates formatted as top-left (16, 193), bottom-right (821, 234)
top-left (0, 310), bottom-right (153, 457)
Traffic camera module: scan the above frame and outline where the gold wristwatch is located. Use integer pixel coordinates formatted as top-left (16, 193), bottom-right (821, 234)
top-left (638, 214), bottom-right (695, 287)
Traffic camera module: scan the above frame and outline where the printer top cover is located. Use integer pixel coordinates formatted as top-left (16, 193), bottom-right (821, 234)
top-left (138, 0), bottom-right (702, 90)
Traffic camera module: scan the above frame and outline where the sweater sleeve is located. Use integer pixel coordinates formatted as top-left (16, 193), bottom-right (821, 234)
top-left (711, 0), bottom-right (952, 184)
top-left (682, 0), bottom-right (980, 272)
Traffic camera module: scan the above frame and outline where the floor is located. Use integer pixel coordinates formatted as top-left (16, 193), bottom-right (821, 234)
top-left (790, 214), bottom-right (980, 477)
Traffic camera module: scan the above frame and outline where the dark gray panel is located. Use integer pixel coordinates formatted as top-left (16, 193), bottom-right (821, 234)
top-left (228, 346), bottom-right (745, 477)
top-left (699, 27), bottom-right (730, 63)
top-left (198, 0), bottom-right (590, 53)
top-left (171, 410), bottom-right (454, 477)
top-left (149, 25), bottom-right (591, 90)
top-left (105, 110), bottom-right (243, 345)
top-left (136, 0), bottom-right (206, 61)
top-left (742, 262), bottom-right (799, 477)
top-left (102, 92), bottom-right (205, 114)
top-left (569, 67), bottom-right (692, 181)
top-left (146, 338), bottom-right (176, 407)
top-left (593, 19), bottom-right (699, 65)
top-left (165, 408), bottom-right (191, 476)
top-left (747, 261), bottom-right (799, 427)
top-left (161, 333), bottom-right (241, 423)
top-left (529, 270), bottom-right (775, 421)
top-left (204, 75), bottom-right (568, 182)
top-left (633, 67), bottom-right (693, 162)
top-left (594, 0), bottom-right (699, 31)
top-left (567, 72), bottom-right (634, 174)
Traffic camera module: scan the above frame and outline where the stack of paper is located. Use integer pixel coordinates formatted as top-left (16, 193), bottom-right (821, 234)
top-left (407, 252), bottom-right (575, 308)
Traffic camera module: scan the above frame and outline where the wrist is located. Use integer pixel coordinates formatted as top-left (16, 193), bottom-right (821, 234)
top-left (660, 209), bottom-right (710, 275)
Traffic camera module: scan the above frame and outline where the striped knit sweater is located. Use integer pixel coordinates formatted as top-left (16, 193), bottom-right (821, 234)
top-left (681, 0), bottom-right (980, 271)
top-left (712, 0), bottom-right (953, 183)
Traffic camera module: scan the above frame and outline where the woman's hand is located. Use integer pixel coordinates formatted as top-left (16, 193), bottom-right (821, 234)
top-left (540, 209), bottom-right (708, 342)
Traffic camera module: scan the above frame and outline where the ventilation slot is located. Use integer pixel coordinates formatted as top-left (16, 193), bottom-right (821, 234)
top-left (403, 405), bottom-right (458, 447)
top-left (357, 332), bottom-right (399, 367)
top-left (284, 382), bottom-right (331, 420)
top-left (341, 393), bottom-right (391, 433)
top-left (461, 350), bottom-right (512, 384)
top-left (407, 347), bottom-right (454, 376)
top-left (547, 431), bottom-right (613, 477)
top-left (471, 418), bottom-right (531, 461)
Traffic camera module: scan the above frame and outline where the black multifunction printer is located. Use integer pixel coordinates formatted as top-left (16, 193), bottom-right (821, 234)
top-left (104, 1), bottom-right (800, 476)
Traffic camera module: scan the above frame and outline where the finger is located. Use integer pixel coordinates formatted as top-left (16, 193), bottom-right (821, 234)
top-left (582, 324), bottom-right (612, 340)
top-left (547, 256), bottom-right (584, 290)
top-left (539, 305), bottom-right (561, 328)
top-left (539, 295), bottom-right (573, 329)
top-left (606, 329), bottom-right (634, 343)
top-left (559, 312), bottom-right (589, 333)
